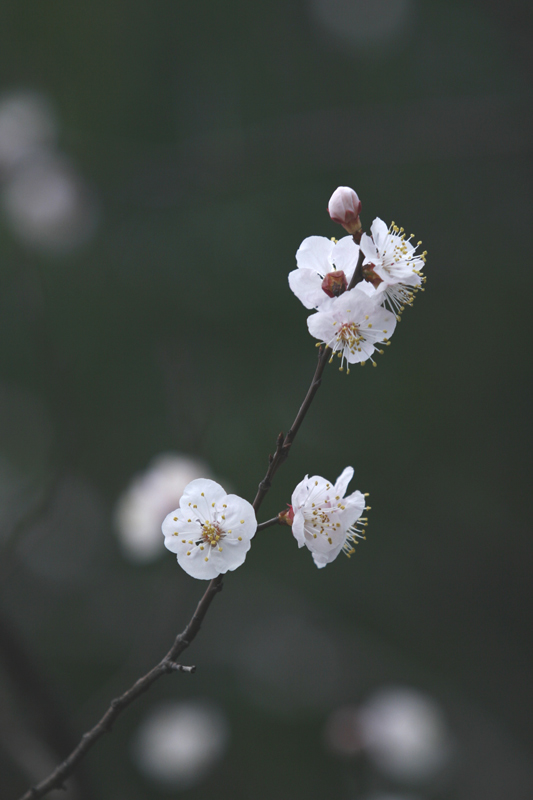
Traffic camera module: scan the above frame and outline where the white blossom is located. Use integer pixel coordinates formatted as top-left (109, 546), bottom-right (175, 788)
top-left (360, 218), bottom-right (426, 315)
top-left (307, 284), bottom-right (397, 371)
top-left (290, 467), bottom-right (367, 568)
top-left (289, 235), bottom-right (360, 309)
top-left (357, 688), bottom-right (453, 783)
top-left (162, 478), bottom-right (257, 579)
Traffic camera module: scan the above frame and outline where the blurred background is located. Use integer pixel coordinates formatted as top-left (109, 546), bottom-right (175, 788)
top-left (0, 1), bottom-right (532, 798)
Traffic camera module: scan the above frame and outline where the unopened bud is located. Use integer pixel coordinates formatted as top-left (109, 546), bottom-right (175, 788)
top-left (321, 270), bottom-right (347, 298)
top-left (328, 186), bottom-right (362, 235)
top-left (278, 505), bottom-right (295, 526)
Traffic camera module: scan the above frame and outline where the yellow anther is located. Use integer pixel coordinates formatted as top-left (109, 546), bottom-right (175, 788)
top-left (238, 536), bottom-right (242, 541)
top-left (240, 520), bottom-right (244, 524)
top-left (187, 551), bottom-right (191, 556)
top-left (201, 492), bottom-right (204, 496)
top-left (173, 516), bottom-right (178, 521)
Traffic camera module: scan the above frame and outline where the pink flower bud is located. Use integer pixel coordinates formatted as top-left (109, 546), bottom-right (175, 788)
top-left (321, 269), bottom-right (347, 298)
top-left (328, 186), bottom-right (362, 235)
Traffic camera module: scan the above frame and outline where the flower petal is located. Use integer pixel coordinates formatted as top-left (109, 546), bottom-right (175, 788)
top-left (334, 467), bottom-right (354, 498)
top-left (296, 236), bottom-right (334, 273)
top-left (288, 268), bottom-right (328, 309)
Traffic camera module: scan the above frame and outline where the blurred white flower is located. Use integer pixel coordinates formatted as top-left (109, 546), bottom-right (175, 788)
top-left (363, 795), bottom-right (422, 800)
top-left (114, 453), bottom-right (212, 563)
top-left (1, 153), bottom-right (98, 253)
top-left (162, 478), bottom-right (257, 580)
top-left (357, 687), bottom-right (453, 783)
top-left (310, 0), bottom-right (414, 54)
top-left (133, 700), bottom-right (229, 788)
top-left (0, 91), bottom-right (57, 173)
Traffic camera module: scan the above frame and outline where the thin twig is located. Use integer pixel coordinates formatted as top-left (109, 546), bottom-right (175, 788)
top-left (256, 516), bottom-right (280, 532)
top-left (19, 330), bottom-right (337, 800)
top-left (347, 245), bottom-right (365, 291)
top-left (253, 345), bottom-right (330, 514)
top-left (17, 576), bottom-right (223, 800)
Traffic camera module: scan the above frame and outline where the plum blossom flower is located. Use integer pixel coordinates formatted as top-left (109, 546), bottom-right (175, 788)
top-left (162, 479), bottom-right (257, 579)
top-left (328, 186), bottom-right (361, 235)
top-left (289, 467), bottom-right (368, 568)
top-left (360, 218), bottom-right (427, 315)
top-left (289, 235), bottom-right (360, 309)
top-left (307, 284), bottom-right (397, 371)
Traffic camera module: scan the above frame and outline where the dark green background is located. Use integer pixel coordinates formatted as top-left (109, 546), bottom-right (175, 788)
top-left (0, 1), bottom-right (532, 798)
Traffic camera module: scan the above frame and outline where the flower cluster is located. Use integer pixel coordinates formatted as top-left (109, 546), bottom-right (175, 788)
top-left (289, 188), bottom-right (427, 370)
top-left (158, 185), bottom-right (426, 579)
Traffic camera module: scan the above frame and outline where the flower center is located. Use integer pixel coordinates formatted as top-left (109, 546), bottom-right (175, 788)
top-left (201, 521), bottom-right (224, 547)
top-left (337, 322), bottom-right (364, 350)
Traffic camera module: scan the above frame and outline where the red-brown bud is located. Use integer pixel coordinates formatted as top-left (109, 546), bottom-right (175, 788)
top-left (361, 263), bottom-right (383, 288)
top-left (321, 270), bottom-right (348, 298)
top-left (328, 186), bottom-right (362, 235)
top-left (278, 505), bottom-right (295, 526)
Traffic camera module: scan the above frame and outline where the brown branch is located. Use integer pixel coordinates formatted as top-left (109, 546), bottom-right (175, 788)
top-left (18, 326), bottom-right (339, 800)
top-left (17, 575), bottom-right (223, 800)
top-left (253, 344), bottom-right (330, 514)
top-left (347, 241), bottom-right (365, 291)
top-left (256, 516), bottom-right (281, 532)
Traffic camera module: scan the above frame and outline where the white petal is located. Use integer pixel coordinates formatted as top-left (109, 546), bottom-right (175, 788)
top-left (218, 494), bottom-right (257, 540)
top-left (288, 268), bottom-right (328, 309)
top-left (295, 236), bottom-right (334, 274)
top-left (291, 474), bottom-right (310, 509)
top-left (292, 510), bottom-right (306, 547)
top-left (360, 232), bottom-right (379, 263)
top-left (331, 236), bottom-right (360, 281)
top-left (334, 467), bottom-right (354, 498)
top-left (370, 217), bottom-right (389, 250)
top-left (179, 479), bottom-right (225, 512)
top-left (307, 309), bottom-right (337, 344)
